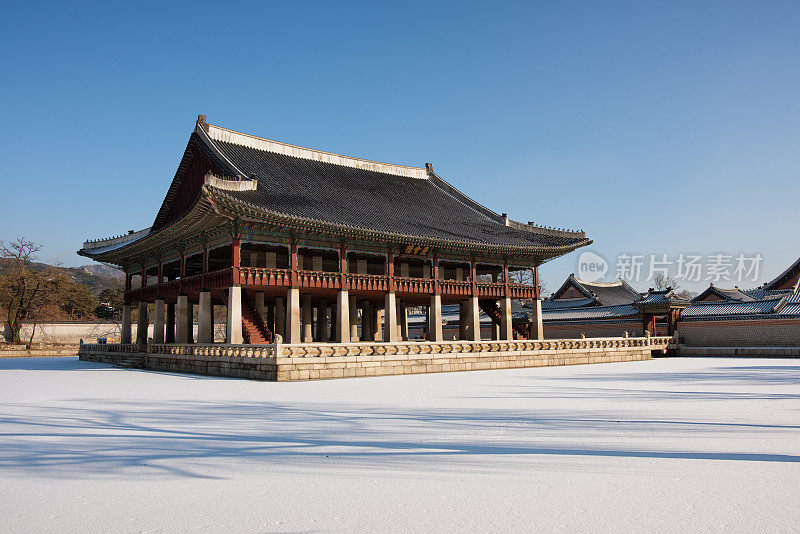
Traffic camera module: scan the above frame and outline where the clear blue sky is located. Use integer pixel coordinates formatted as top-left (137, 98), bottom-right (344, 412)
top-left (2, 1), bottom-right (798, 292)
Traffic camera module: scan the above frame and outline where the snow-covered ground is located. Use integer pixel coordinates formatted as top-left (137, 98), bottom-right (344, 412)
top-left (1, 356), bottom-right (798, 533)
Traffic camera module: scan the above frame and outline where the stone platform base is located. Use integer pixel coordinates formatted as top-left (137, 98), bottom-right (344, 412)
top-left (79, 337), bottom-right (669, 381)
top-left (1, 344), bottom-right (79, 358)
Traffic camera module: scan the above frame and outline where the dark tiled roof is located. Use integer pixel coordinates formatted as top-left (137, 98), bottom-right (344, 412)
top-left (542, 297), bottom-right (595, 309)
top-left (762, 256), bottom-right (800, 291)
top-left (197, 123), bottom-right (588, 250)
top-left (542, 304), bottom-right (640, 321)
top-left (744, 288), bottom-right (793, 300)
top-left (692, 285), bottom-right (754, 302)
top-left (546, 275), bottom-right (641, 307)
top-left (681, 298), bottom-right (784, 319)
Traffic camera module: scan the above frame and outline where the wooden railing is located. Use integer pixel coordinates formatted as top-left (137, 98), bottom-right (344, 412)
top-left (439, 279), bottom-right (472, 296)
top-left (238, 267), bottom-right (291, 286)
top-left (347, 273), bottom-right (389, 292)
top-left (394, 276), bottom-right (435, 294)
top-left (125, 266), bottom-right (539, 302)
top-left (295, 269), bottom-right (341, 289)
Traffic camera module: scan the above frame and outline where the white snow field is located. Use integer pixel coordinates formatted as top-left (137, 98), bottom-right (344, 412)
top-left (1, 357), bottom-right (799, 533)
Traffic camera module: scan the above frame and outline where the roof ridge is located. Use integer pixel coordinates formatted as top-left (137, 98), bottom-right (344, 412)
top-left (572, 277), bottom-right (625, 287)
top-left (198, 116), bottom-right (429, 180)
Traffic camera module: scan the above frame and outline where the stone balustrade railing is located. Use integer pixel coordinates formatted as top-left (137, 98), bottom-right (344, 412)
top-left (147, 343), bottom-right (276, 358)
top-left (80, 336), bottom-right (670, 361)
top-left (79, 343), bottom-right (138, 354)
top-left (277, 336), bottom-right (671, 358)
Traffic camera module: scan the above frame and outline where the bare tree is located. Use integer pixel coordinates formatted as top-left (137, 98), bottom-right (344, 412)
top-left (652, 273), bottom-right (677, 291)
top-left (652, 273), bottom-right (696, 300)
top-left (507, 268), bottom-right (548, 302)
top-left (0, 238), bottom-right (66, 344)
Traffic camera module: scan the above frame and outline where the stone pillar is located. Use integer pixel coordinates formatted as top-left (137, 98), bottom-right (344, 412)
top-left (361, 301), bottom-right (372, 342)
top-left (465, 296), bottom-right (481, 341)
top-left (316, 299), bottom-right (328, 342)
top-left (530, 298), bottom-right (544, 340)
top-left (399, 300), bottom-right (408, 341)
top-left (176, 295), bottom-right (189, 343)
top-left (187, 302), bottom-right (194, 343)
top-left (373, 309), bottom-right (383, 341)
top-left (458, 302), bottom-right (467, 340)
top-left (226, 286), bottom-right (243, 344)
top-left (302, 294), bottom-right (313, 343)
top-left (121, 304), bottom-right (132, 344)
top-left (165, 303), bottom-right (175, 343)
top-left (329, 305), bottom-right (337, 342)
top-left (384, 292), bottom-right (399, 342)
top-left (429, 294), bottom-right (443, 341)
top-left (492, 321), bottom-right (501, 340)
top-left (153, 299), bottom-right (166, 344)
top-left (286, 288), bottom-right (301, 343)
top-left (136, 301), bottom-right (149, 347)
top-left (275, 297), bottom-right (285, 339)
top-left (336, 290), bottom-right (350, 343)
top-left (198, 291), bottom-right (213, 343)
top-left (500, 296), bottom-right (513, 340)
top-left (349, 294), bottom-right (358, 340)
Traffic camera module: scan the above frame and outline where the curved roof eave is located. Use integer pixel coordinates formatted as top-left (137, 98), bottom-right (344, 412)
top-left (204, 186), bottom-right (592, 260)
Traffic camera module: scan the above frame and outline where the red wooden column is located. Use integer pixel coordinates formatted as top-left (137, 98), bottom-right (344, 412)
top-left (200, 246), bottom-right (208, 290)
top-left (339, 245), bottom-right (349, 289)
top-left (534, 266), bottom-right (541, 299)
top-left (470, 258), bottom-right (477, 296)
top-left (432, 256), bottom-right (440, 295)
top-left (502, 261), bottom-right (509, 298)
top-left (125, 272), bottom-right (132, 292)
top-left (289, 241), bottom-right (298, 287)
top-left (232, 238), bottom-right (240, 284)
top-left (157, 261), bottom-right (164, 284)
top-left (386, 250), bottom-right (395, 291)
top-left (140, 267), bottom-right (147, 288)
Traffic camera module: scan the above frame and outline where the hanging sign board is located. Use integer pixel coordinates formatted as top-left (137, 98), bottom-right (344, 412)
top-left (400, 244), bottom-right (431, 257)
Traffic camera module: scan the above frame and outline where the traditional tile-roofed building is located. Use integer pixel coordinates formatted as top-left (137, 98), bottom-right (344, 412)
top-left (543, 275), bottom-right (641, 309)
top-left (79, 115), bottom-right (590, 347)
top-left (541, 257), bottom-right (800, 347)
top-left (692, 285), bottom-right (755, 303)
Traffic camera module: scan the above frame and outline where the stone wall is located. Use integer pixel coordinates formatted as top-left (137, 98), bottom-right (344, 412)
top-left (544, 321), bottom-right (645, 339)
top-left (678, 318), bottom-right (800, 347)
top-left (2, 322), bottom-right (223, 344)
top-left (79, 337), bottom-right (669, 382)
top-left (0, 344), bottom-right (78, 358)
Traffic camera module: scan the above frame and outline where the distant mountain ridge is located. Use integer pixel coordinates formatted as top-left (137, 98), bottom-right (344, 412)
top-left (0, 259), bottom-right (123, 295)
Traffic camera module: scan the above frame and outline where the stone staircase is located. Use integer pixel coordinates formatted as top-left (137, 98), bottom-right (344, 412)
top-left (242, 298), bottom-right (273, 345)
top-left (478, 299), bottom-right (529, 340)
top-left (114, 354), bottom-right (144, 368)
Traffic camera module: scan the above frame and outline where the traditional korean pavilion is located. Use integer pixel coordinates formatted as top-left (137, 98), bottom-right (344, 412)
top-left (79, 115), bottom-right (590, 347)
